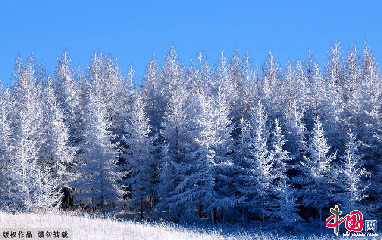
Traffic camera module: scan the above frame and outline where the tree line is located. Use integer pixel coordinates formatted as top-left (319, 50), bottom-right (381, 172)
top-left (0, 43), bottom-right (380, 230)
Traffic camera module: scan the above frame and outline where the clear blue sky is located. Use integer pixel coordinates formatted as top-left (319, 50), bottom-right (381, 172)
top-left (0, 0), bottom-right (381, 85)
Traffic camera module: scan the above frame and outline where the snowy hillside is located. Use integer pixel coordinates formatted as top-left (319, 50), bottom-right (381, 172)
top-left (0, 211), bottom-right (223, 240)
top-left (0, 211), bottom-right (378, 240)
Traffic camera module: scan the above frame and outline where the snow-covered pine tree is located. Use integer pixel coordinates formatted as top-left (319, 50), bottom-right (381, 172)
top-left (325, 42), bottom-right (345, 91)
top-left (261, 51), bottom-right (282, 119)
top-left (240, 100), bottom-right (273, 223)
top-left (283, 100), bottom-right (307, 163)
top-left (282, 61), bottom-right (308, 164)
top-left (227, 51), bottom-right (245, 138)
top-left (164, 90), bottom-right (215, 222)
top-left (309, 61), bottom-right (344, 153)
top-left (87, 53), bottom-right (132, 136)
top-left (283, 63), bottom-right (298, 110)
top-left (160, 46), bottom-right (186, 105)
top-left (142, 57), bottom-right (160, 129)
top-left (273, 180), bottom-right (303, 231)
top-left (336, 130), bottom-right (368, 212)
top-left (157, 83), bottom-right (189, 220)
top-left (268, 119), bottom-right (301, 229)
top-left (42, 79), bottom-right (76, 209)
top-left (74, 87), bottom-right (122, 215)
top-left (142, 55), bottom-right (171, 159)
top-left (54, 51), bottom-right (83, 142)
top-left (293, 60), bottom-right (310, 110)
top-left (234, 117), bottom-right (258, 222)
top-left (168, 86), bottom-right (234, 224)
top-left (358, 45), bottom-right (382, 218)
top-left (123, 93), bottom-right (155, 219)
top-left (324, 43), bottom-right (346, 150)
top-left (141, 58), bottom-right (166, 210)
top-left (156, 47), bottom-right (196, 220)
top-left (208, 86), bottom-right (235, 224)
top-left (342, 46), bottom-right (363, 129)
top-left (9, 57), bottom-right (47, 211)
top-left (269, 119), bottom-right (290, 186)
top-left (0, 85), bottom-right (15, 209)
top-left (301, 116), bottom-right (336, 227)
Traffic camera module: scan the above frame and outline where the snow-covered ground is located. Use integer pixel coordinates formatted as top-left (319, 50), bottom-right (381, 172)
top-left (0, 211), bottom-right (223, 240)
top-left (0, 211), bottom-right (378, 240)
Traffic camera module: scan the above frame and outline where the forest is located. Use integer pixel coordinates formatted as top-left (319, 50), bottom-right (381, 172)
top-left (0, 43), bottom-right (380, 231)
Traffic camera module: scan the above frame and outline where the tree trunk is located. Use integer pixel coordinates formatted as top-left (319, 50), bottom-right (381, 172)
top-left (198, 204), bottom-right (203, 218)
top-left (140, 197), bottom-right (144, 219)
top-left (211, 208), bottom-right (214, 224)
top-left (241, 207), bottom-right (245, 224)
top-left (149, 196), bottom-right (153, 212)
top-left (101, 195), bottom-right (105, 217)
top-left (222, 208), bottom-right (225, 224)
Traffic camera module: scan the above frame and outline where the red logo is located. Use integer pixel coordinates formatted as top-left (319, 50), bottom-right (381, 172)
top-left (326, 210), bottom-right (363, 231)
top-left (326, 205), bottom-right (364, 236)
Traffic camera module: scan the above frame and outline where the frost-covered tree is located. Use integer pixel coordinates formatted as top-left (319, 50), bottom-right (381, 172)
top-left (157, 83), bottom-right (189, 219)
top-left (337, 130), bottom-right (368, 212)
top-left (236, 101), bottom-right (272, 223)
top-left (123, 93), bottom-right (155, 219)
top-left (7, 57), bottom-right (64, 211)
top-left (325, 42), bottom-right (344, 90)
top-left (141, 58), bottom-right (166, 205)
top-left (268, 119), bottom-right (301, 229)
top-left (358, 46), bottom-right (382, 217)
top-left (42, 79), bottom-right (76, 209)
top-left (251, 101), bottom-right (273, 223)
top-left (142, 57), bottom-right (161, 133)
top-left (261, 51), bottom-right (282, 118)
top-left (283, 100), bottom-right (307, 162)
top-left (0, 43), bottom-right (382, 224)
top-left (8, 57), bottom-right (50, 211)
top-left (166, 92), bottom-right (216, 222)
top-left (226, 51), bottom-right (256, 138)
top-left (269, 119), bottom-right (290, 185)
top-left (324, 43), bottom-right (346, 142)
top-left (207, 87), bottom-right (235, 224)
top-left (273, 180), bottom-right (302, 231)
top-left (234, 117), bottom-right (258, 222)
top-left (87, 53), bottom-right (132, 134)
top-left (301, 117), bottom-right (336, 227)
top-left (0, 85), bottom-right (15, 208)
top-left (74, 89), bottom-right (122, 215)
top-left (54, 51), bottom-right (83, 143)
top-left (293, 60), bottom-right (310, 109)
